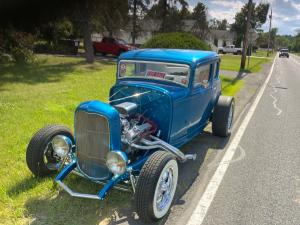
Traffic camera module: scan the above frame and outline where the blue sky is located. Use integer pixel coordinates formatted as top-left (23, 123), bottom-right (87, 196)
top-left (187, 0), bottom-right (300, 35)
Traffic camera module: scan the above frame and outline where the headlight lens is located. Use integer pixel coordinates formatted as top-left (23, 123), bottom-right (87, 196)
top-left (106, 151), bottom-right (128, 175)
top-left (51, 135), bottom-right (72, 159)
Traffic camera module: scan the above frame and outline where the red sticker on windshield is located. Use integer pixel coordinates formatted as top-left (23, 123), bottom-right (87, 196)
top-left (146, 70), bottom-right (166, 78)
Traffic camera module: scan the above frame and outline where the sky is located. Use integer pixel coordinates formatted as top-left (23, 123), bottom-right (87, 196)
top-left (187, 0), bottom-right (300, 35)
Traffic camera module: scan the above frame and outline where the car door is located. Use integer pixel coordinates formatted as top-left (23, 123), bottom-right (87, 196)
top-left (99, 37), bottom-right (108, 53)
top-left (187, 63), bottom-right (213, 134)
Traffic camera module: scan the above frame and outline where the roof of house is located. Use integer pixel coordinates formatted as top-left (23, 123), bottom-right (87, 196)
top-left (119, 49), bottom-right (219, 65)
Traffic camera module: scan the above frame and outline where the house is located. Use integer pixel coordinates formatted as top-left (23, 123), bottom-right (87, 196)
top-left (206, 30), bottom-right (237, 51)
top-left (92, 20), bottom-right (239, 51)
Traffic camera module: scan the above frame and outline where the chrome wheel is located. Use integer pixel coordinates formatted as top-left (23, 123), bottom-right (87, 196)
top-left (43, 141), bottom-right (64, 171)
top-left (153, 159), bottom-right (178, 219)
top-left (227, 102), bottom-right (234, 132)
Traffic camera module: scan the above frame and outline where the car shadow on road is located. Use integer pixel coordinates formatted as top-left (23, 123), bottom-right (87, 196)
top-left (22, 130), bottom-right (229, 225)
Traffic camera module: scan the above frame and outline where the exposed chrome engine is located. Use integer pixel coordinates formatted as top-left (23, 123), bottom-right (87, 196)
top-left (114, 102), bottom-right (196, 162)
top-left (114, 102), bottom-right (157, 145)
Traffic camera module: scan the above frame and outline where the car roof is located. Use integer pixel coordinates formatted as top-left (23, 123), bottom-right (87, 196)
top-left (119, 49), bottom-right (219, 65)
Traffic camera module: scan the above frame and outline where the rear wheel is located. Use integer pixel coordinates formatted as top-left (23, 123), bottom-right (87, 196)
top-left (212, 96), bottom-right (235, 137)
top-left (135, 151), bottom-right (178, 223)
top-left (26, 125), bottom-right (74, 177)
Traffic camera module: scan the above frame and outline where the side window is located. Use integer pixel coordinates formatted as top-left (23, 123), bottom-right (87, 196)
top-left (194, 64), bottom-right (211, 88)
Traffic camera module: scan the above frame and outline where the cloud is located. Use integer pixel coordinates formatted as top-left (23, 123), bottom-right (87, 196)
top-left (291, 1), bottom-right (300, 12)
top-left (187, 0), bottom-right (300, 35)
top-left (208, 0), bottom-right (244, 23)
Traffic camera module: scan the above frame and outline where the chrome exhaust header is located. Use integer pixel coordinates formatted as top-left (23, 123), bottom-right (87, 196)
top-left (133, 135), bottom-right (196, 162)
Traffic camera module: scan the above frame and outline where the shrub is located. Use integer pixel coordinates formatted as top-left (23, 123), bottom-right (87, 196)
top-left (11, 47), bottom-right (34, 64)
top-left (0, 52), bottom-right (12, 63)
top-left (0, 30), bottom-right (36, 64)
top-left (142, 32), bottom-right (211, 50)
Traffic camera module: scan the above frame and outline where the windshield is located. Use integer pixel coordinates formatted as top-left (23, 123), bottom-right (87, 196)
top-left (118, 60), bottom-right (190, 87)
top-left (117, 39), bottom-right (127, 45)
top-left (281, 49), bottom-right (289, 52)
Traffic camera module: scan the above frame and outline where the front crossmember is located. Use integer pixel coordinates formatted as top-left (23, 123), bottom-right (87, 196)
top-left (55, 161), bottom-right (129, 200)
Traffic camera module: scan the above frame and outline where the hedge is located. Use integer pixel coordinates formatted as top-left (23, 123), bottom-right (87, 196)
top-left (142, 32), bottom-right (210, 50)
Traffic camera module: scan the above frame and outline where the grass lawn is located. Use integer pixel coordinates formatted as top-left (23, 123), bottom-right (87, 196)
top-left (220, 54), bottom-right (272, 73)
top-left (251, 49), bottom-right (276, 58)
top-left (220, 75), bottom-right (244, 96)
top-left (0, 55), bottom-right (242, 225)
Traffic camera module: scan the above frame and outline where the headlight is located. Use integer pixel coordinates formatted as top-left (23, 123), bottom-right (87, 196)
top-left (51, 135), bottom-right (72, 159)
top-left (106, 151), bottom-right (128, 175)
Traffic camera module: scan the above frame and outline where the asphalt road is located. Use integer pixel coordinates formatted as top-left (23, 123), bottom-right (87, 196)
top-left (190, 54), bottom-right (300, 225)
top-left (107, 54), bottom-right (300, 225)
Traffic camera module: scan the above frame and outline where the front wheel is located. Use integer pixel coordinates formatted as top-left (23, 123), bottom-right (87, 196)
top-left (135, 151), bottom-right (178, 223)
top-left (26, 125), bottom-right (74, 177)
top-left (212, 96), bottom-right (235, 137)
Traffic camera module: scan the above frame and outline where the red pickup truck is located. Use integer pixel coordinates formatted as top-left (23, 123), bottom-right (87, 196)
top-left (93, 37), bottom-right (133, 56)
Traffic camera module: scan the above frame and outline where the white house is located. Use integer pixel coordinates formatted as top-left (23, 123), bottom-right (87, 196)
top-left (92, 19), bottom-right (239, 51)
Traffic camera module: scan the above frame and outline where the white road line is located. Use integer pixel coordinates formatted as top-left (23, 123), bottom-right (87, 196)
top-left (186, 56), bottom-right (277, 225)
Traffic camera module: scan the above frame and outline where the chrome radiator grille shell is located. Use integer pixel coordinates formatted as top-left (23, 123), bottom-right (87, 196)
top-left (75, 110), bottom-right (111, 180)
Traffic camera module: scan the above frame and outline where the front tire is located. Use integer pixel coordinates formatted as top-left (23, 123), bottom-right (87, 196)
top-left (212, 96), bottom-right (235, 137)
top-left (26, 125), bottom-right (74, 177)
top-left (135, 151), bottom-right (178, 223)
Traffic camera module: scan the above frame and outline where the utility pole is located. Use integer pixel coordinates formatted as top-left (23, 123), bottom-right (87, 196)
top-left (267, 9), bottom-right (272, 57)
top-left (247, 29), bottom-right (253, 69)
top-left (240, 0), bottom-right (253, 70)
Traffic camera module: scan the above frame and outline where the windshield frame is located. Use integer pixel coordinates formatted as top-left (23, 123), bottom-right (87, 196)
top-left (117, 60), bottom-right (191, 88)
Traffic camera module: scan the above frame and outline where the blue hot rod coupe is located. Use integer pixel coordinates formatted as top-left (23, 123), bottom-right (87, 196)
top-left (26, 49), bottom-right (234, 223)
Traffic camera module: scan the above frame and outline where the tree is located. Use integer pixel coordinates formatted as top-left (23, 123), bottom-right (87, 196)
top-left (39, 19), bottom-right (74, 45)
top-left (191, 2), bottom-right (209, 39)
top-left (128, 0), bottom-right (150, 45)
top-left (0, 0), bottom-right (129, 63)
top-left (148, 0), bottom-right (188, 32)
top-left (256, 31), bottom-right (269, 48)
top-left (294, 31), bottom-right (300, 52)
top-left (210, 19), bottom-right (228, 30)
top-left (94, 0), bottom-right (128, 37)
top-left (231, 2), bottom-right (269, 46)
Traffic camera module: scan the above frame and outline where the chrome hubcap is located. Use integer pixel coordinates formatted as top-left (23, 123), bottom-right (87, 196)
top-left (227, 103), bottom-right (234, 131)
top-left (43, 142), bottom-right (64, 170)
top-left (156, 168), bottom-right (174, 211)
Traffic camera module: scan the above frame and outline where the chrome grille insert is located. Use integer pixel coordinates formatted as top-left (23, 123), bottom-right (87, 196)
top-left (75, 110), bottom-right (111, 179)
